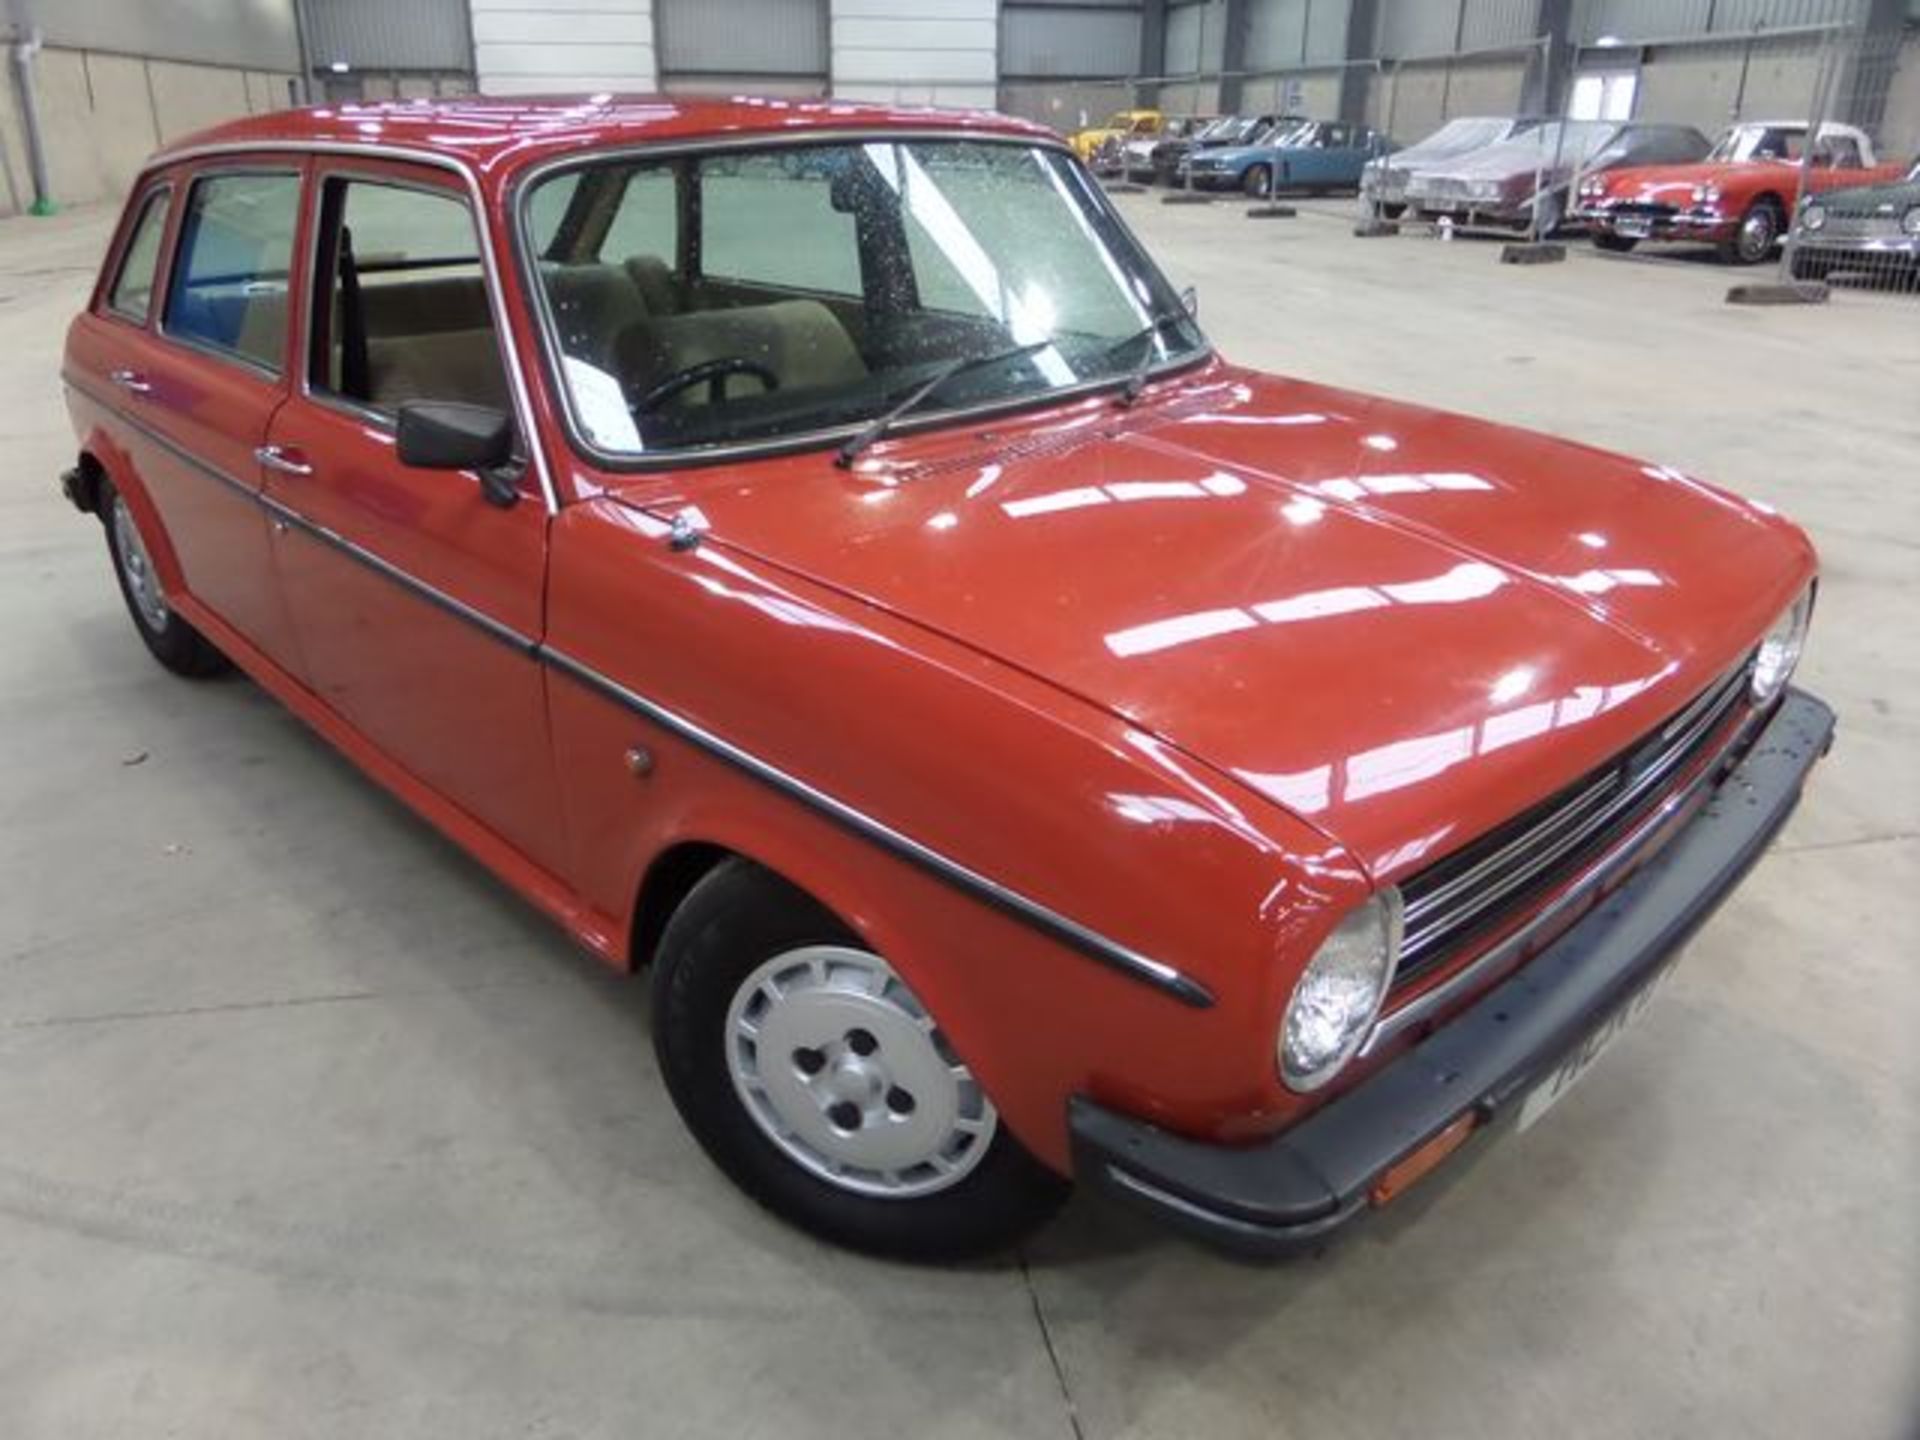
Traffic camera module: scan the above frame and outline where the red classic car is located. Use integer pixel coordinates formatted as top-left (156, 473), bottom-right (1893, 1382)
top-left (62, 97), bottom-right (1831, 1260)
top-left (1575, 119), bottom-right (1904, 263)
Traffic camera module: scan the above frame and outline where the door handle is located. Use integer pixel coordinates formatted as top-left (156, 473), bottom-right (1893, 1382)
top-left (109, 368), bottom-right (152, 396)
top-left (255, 444), bottom-right (314, 477)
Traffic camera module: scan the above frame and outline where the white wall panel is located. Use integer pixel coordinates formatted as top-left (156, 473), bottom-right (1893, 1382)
top-left (1164, 0), bottom-right (1228, 75)
top-left (1247, 0), bottom-right (1310, 71)
top-left (831, 0), bottom-right (997, 108)
top-left (471, 0), bottom-right (657, 92)
top-left (660, 0), bottom-right (826, 78)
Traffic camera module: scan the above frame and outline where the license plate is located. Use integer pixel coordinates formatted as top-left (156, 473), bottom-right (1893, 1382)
top-left (1516, 968), bottom-right (1666, 1132)
top-left (1616, 217), bottom-right (1652, 238)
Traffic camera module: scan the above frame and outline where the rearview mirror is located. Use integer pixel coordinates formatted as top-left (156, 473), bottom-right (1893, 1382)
top-left (396, 402), bottom-right (520, 507)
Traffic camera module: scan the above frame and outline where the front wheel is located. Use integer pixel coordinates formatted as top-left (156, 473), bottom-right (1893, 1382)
top-left (1242, 164), bottom-right (1272, 198)
top-left (652, 859), bottom-right (1069, 1260)
top-left (1593, 233), bottom-right (1640, 253)
top-left (1721, 201), bottom-right (1782, 265)
top-left (100, 480), bottom-right (228, 678)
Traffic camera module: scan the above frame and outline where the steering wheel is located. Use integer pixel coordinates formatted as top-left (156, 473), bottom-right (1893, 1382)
top-left (634, 357), bottom-right (780, 413)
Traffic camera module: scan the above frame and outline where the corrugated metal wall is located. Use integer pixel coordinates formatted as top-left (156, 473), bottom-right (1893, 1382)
top-left (1165, 0), bottom-right (1229, 75)
top-left (1245, 0), bottom-right (1353, 69)
top-left (1576, 0), bottom-right (1860, 43)
top-left (303, 0), bottom-right (472, 72)
top-left (659, 0), bottom-right (827, 84)
top-left (1001, 4), bottom-right (1143, 78)
top-left (27, 0), bottom-right (301, 71)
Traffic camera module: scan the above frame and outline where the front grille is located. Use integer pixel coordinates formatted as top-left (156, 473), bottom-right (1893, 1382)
top-left (1813, 212), bottom-right (1903, 239)
top-left (1608, 201), bottom-right (1680, 219)
top-left (1391, 660), bottom-right (1753, 992)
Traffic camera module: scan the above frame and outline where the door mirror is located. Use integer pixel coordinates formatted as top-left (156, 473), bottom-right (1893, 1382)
top-left (395, 402), bottom-right (520, 507)
top-left (1180, 284), bottom-right (1199, 319)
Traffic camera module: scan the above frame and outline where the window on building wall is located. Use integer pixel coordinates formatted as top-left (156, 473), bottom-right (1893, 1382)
top-left (1570, 71), bottom-right (1638, 122)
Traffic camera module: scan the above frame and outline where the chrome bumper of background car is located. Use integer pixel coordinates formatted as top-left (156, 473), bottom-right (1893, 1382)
top-left (1071, 688), bottom-right (1834, 1259)
top-left (1794, 233), bottom-right (1920, 258)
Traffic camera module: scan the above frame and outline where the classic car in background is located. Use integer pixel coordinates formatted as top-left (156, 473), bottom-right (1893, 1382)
top-left (1406, 120), bottom-right (1710, 235)
top-left (1150, 112), bottom-right (1300, 184)
top-left (1179, 120), bottom-right (1394, 196)
top-left (1112, 115), bottom-right (1216, 180)
top-left (1359, 114), bottom-right (1545, 218)
top-left (1069, 107), bottom-right (1162, 163)
top-left (1788, 154), bottom-right (1920, 283)
top-left (1574, 120), bottom-right (1898, 263)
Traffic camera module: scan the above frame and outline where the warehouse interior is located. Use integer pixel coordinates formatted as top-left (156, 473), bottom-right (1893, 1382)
top-left (1, 0), bottom-right (1915, 1436)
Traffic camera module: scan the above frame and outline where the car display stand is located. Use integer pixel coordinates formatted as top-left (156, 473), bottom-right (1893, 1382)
top-left (1354, 217), bottom-right (1399, 237)
top-left (1103, 180), bottom-right (1147, 195)
top-left (1500, 241), bottom-right (1567, 264)
top-left (1162, 189), bottom-right (1213, 205)
top-left (1246, 202), bottom-right (1297, 220)
top-left (1725, 280), bottom-right (1830, 306)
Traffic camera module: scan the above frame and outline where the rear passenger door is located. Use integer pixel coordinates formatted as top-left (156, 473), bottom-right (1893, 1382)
top-left (260, 158), bottom-right (567, 876)
top-left (69, 163), bottom-right (309, 669)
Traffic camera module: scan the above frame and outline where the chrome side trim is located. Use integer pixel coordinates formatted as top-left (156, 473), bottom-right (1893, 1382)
top-left (541, 647), bottom-right (1216, 1009)
top-left (258, 495), bottom-right (539, 656)
top-left (1365, 706), bottom-right (1755, 1052)
top-left (75, 375), bottom-right (1210, 1008)
top-left (139, 139), bottom-right (559, 515)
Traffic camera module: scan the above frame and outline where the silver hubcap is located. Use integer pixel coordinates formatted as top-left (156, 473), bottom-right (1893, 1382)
top-left (111, 495), bottom-right (169, 632)
top-left (726, 945), bottom-right (997, 1198)
top-left (1741, 210), bottom-right (1775, 260)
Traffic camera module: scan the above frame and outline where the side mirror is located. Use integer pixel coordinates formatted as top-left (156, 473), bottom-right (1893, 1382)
top-left (1180, 284), bottom-right (1199, 319)
top-left (396, 401), bottom-right (520, 507)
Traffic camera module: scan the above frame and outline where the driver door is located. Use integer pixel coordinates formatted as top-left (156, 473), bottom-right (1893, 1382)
top-left (261, 158), bottom-right (567, 876)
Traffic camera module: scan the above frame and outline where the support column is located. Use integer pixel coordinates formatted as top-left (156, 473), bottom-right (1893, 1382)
top-left (1337, 0), bottom-right (1379, 125)
top-left (1137, 0), bottom-right (1167, 106)
top-left (1520, 0), bottom-right (1574, 118)
top-left (1217, 0), bottom-right (1250, 114)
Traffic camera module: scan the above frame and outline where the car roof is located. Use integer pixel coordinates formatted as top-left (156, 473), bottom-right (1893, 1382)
top-left (152, 94), bottom-right (1058, 179)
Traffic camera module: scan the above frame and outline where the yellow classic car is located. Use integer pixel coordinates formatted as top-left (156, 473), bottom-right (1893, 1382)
top-left (1069, 108), bottom-right (1163, 162)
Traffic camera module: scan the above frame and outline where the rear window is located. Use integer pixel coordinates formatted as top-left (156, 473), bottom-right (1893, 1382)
top-left (106, 188), bottom-right (172, 323)
top-left (162, 171), bottom-right (302, 373)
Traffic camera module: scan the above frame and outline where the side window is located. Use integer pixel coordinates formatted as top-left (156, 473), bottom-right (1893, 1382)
top-left (601, 167), bottom-right (677, 264)
top-left (700, 151), bottom-right (860, 295)
top-left (163, 171), bottom-right (301, 372)
top-left (106, 188), bottom-right (172, 323)
top-left (310, 176), bottom-right (510, 416)
top-left (1814, 135), bottom-right (1863, 169)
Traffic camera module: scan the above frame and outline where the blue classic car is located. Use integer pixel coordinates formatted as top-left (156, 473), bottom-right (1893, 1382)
top-left (1177, 119), bottom-right (1395, 195)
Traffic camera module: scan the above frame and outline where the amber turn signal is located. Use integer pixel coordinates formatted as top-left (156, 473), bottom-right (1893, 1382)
top-left (1367, 1111), bottom-right (1479, 1208)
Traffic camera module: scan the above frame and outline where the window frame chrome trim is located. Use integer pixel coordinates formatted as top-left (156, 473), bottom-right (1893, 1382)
top-left (506, 127), bottom-right (1214, 474)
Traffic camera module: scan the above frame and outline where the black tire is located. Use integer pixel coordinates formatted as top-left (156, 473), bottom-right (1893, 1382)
top-left (1720, 200), bottom-right (1782, 266)
top-left (99, 478), bottom-right (228, 678)
top-left (1242, 163), bottom-right (1272, 199)
top-left (1593, 233), bottom-right (1640, 254)
top-left (652, 859), bottom-right (1070, 1261)
top-left (1380, 202), bottom-right (1406, 220)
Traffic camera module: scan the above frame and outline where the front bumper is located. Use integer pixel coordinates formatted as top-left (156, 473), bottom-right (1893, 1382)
top-left (1792, 233), bottom-right (1920, 263)
top-left (1072, 688), bottom-right (1835, 1258)
top-left (1577, 206), bottom-right (1737, 243)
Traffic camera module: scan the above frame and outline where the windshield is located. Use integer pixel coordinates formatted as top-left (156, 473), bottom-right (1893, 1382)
top-left (523, 139), bottom-right (1207, 458)
top-left (1708, 125), bottom-right (1805, 162)
top-left (1419, 117), bottom-right (1519, 152)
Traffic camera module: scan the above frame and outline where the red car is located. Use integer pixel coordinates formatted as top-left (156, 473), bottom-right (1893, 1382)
top-left (61, 97), bottom-right (1831, 1260)
top-left (1575, 119), bottom-right (1903, 263)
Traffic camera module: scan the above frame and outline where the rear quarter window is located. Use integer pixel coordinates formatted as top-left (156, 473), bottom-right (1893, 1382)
top-left (105, 187), bottom-right (172, 323)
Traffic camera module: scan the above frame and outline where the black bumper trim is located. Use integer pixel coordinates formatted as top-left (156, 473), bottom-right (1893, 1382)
top-left (1071, 688), bottom-right (1835, 1257)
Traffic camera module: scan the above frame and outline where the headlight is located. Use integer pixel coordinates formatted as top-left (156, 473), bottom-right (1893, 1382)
top-left (1279, 889), bottom-right (1403, 1092)
top-left (1904, 206), bottom-right (1920, 237)
top-left (1469, 180), bottom-right (1501, 201)
top-left (1801, 204), bottom-right (1826, 232)
top-left (1691, 183), bottom-right (1721, 207)
top-left (1750, 588), bottom-right (1813, 705)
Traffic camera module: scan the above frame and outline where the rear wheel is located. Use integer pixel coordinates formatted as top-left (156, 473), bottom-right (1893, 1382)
top-left (1721, 200), bottom-right (1782, 265)
top-left (100, 480), bottom-right (228, 678)
top-left (651, 859), bottom-right (1069, 1260)
top-left (1593, 233), bottom-right (1640, 254)
top-left (1242, 164), bottom-right (1272, 199)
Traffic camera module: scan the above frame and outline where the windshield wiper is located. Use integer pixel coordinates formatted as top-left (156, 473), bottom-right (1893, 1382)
top-left (835, 339), bottom-right (1053, 468)
top-left (1108, 310), bottom-right (1191, 408)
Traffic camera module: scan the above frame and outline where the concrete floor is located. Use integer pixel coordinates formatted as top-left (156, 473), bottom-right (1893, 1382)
top-left (2, 194), bottom-right (1916, 1439)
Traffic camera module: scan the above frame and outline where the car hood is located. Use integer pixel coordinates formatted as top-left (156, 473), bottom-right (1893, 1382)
top-left (1596, 160), bottom-right (1781, 197)
top-left (621, 367), bottom-right (1812, 879)
top-left (1430, 137), bottom-right (1597, 183)
top-left (1808, 176), bottom-right (1920, 211)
